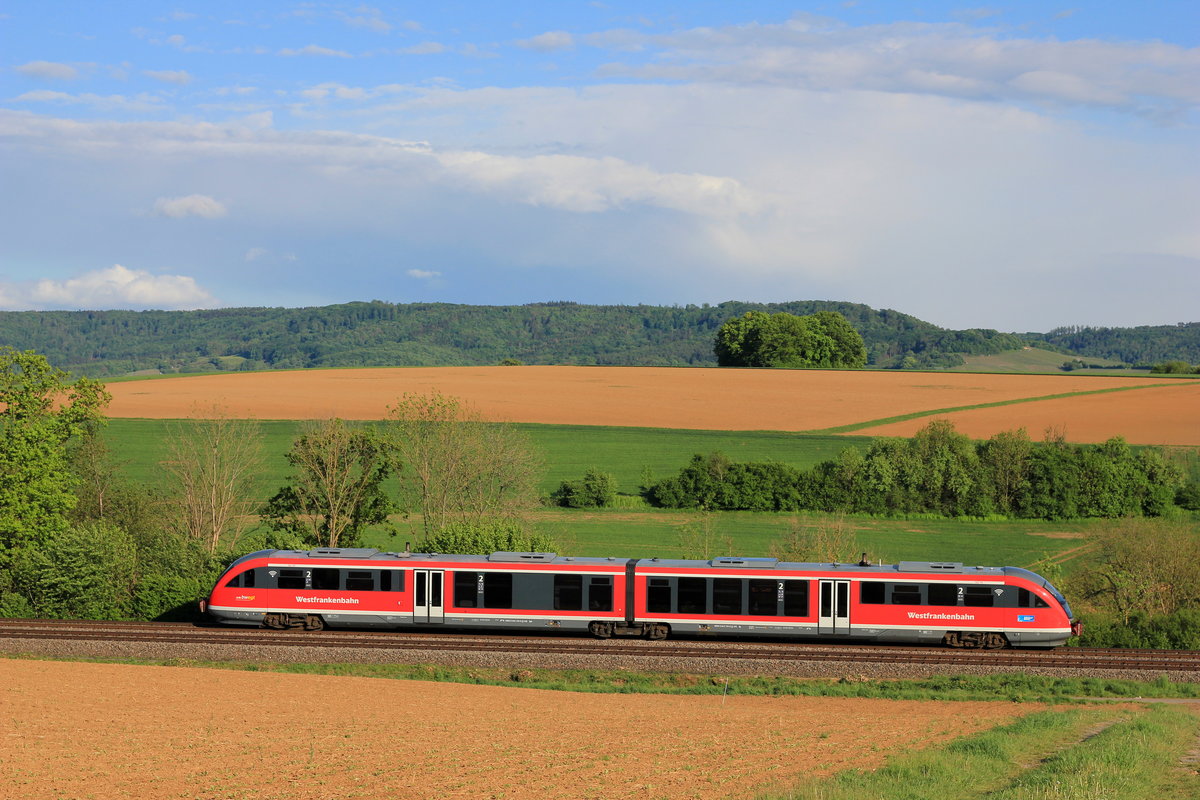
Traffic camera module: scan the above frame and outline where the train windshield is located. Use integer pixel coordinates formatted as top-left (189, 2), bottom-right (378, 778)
top-left (1006, 567), bottom-right (1073, 619)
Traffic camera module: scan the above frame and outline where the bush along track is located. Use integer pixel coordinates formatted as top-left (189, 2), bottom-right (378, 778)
top-left (779, 703), bottom-right (1200, 800)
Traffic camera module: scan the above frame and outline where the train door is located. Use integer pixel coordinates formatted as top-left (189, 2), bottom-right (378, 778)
top-left (413, 570), bottom-right (445, 624)
top-left (818, 579), bottom-right (850, 635)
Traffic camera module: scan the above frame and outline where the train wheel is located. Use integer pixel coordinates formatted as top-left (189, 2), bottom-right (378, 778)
top-left (303, 615), bottom-right (325, 632)
top-left (644, 623), bottom-right (670, 641)
top-left (262, 613), bottom-right (287, 630)
top-left (588, 621), bottom-right (614, 639)
top-left (983, 632), bottom-right (1009, 649)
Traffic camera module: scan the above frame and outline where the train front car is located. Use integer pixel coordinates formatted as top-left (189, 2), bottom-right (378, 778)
top-left (630, 558), bottom-right (1078, 648)
top-left (201, 549), bottom-right (275, 627)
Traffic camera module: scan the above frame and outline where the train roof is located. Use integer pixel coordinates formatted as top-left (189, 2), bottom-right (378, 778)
top-left (245, 548), bottom-right (1024, 579)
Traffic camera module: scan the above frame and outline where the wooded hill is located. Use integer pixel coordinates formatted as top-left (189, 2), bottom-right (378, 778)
top-left (0, 299), bottom-right (1190, 377)
top-left (1034, 323), bottom-right (1200, 365)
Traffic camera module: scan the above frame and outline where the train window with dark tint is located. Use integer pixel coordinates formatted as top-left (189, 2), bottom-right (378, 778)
top-left (346, 571), bottom-right (374, 591)
top-left (890, 583), bottom-right (922, 605)
top-left (963, 586), bottom-right (995, 607)
top-left (588, 577), bottom-right (613, 612)
top-left (454, 572), bottom-right (478, 608)
top-left (927, 583), bottom-right (957, 606)
top-left (1018, 588), bottom-right (1050, 609)
top-left (859, 581), bottom-right (885, 604)
top-left (225, 572), bottom-right (241, 588)
top-left (483, 573), bottom-right (512, 609)
top-left (646, 578), bottom-right (672, 613)
top-left (749, 579), bottom-right (778, 616)
top-left (678, 578), bottom-right (706, 614)
top-left (783, 580), bottom-right (808, 617)
top-left (312, 569), bottom-right (340, 590)
top-left (379, 571), bottom-right (391, 592)
top-left (554, 574), bottom-right (583, 610)
top-left (713, 578), bottom-right (743, 615)
top-left (277, 569), bottom-right (305, 589)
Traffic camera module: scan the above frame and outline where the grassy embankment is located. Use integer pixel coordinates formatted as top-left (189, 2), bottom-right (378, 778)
top-left (778, 703), bottom-right (1200, 800)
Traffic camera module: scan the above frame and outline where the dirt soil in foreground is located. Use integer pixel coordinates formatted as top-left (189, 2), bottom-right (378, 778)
top-left (2, 660), bottom-right (1041, 800)
top-left (104, 366), bottom-right (1196, 444)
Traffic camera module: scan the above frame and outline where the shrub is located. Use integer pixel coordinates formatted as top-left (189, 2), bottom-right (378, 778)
top-left (554, 468), bottom-right (617, 508)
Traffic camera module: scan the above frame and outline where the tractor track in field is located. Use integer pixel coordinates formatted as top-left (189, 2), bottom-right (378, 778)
top-left (2, 618), bottom-right (1199, 678)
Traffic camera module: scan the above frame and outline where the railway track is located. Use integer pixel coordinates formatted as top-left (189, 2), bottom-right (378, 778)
top-left (2, 618), bottom-right (1198, 674)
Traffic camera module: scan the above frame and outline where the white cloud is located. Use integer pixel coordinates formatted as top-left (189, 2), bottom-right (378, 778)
top-left (279, 44), bottom-right (353, 58)
top-left (11, 90), bottom-right (163, 112)
top-left (340, 8), bottom-right (391, 34)
top-left (143, 69), bottom-right (193, 85)
top-left (516, 31), bottom-right (575, 52)
top-left (401, 42), bottom-right (445, 55)
top-left (16, 60), bottom-right (79, 80)
top-left (406, 269), bottom-right (440, 279)
top-left (594, 16), bottom-right (1200, 115)
top-left (153, 194), bottom-right (228, 218)
top-left (244, 247), bottom-right (268, 261)
top-left (0, 265), bottom-right (217, 310)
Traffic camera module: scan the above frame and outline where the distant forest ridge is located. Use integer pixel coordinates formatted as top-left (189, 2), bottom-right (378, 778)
top-left (0, 300), bottom-right (1194, 378)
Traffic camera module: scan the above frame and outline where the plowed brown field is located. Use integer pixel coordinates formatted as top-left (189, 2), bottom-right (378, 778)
top-left (1, 660), bottom-right (1040, 800)
top-left (104, 367), bottom-right (1198, 444)
top-left (856, 381), bottom-right (1200, 445)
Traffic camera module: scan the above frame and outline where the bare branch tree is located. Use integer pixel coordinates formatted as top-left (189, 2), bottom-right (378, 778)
top-left (161, 407), bottom-right (265, 554)
top-left (385, 392), bottom-right (541, 538)
top-left (769, 514), bottom-right (859, 564)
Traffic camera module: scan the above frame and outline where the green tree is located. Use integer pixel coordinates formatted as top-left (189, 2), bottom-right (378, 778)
top-left (261, 419), bottom-right (396, 548)
top-left (809, 311), bottom-right (869, 368)
top-left (713, 310), bottom-right (866, 369)
top-left (417, 520), bottom-right (556, 555)
top-left (0, 349), bottom-right (109, 559)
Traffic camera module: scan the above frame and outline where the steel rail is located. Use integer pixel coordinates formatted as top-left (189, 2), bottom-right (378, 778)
top-left (1, 619), bottom-right (1198, 673)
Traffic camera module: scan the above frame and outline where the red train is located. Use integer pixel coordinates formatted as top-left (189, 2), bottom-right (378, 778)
top-left (201, 548), bottom-right (1079, 648)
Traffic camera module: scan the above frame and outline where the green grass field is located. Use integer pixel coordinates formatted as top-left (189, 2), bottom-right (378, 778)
top-left (102, 417), bottom-right (1176, 572)
top-left (101, 418), bottom-right (873, 497)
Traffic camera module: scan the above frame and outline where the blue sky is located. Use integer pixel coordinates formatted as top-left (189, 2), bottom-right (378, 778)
top-left (1, 2), bottom-right (1197, 330)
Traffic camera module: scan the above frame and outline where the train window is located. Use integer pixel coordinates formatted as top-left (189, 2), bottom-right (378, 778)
top-left (713, 578), bottom-right (743, 615)
top-left (554, 575), bottom-right (583, 611)
top-left (678, 578), bottom-right (706, 614)
top-left (1018, 588), bottom-right (1050, 609)
top-left (225, 572), bottom-right (240, 588)
top-left (927, 583), bottom-right (957, 606)
top-left (646, 578), bottom-right (672, 614)
top-left (963, 587), bottom-right (994, 607)
top-left (244, 569), bottom-right (255, 588)
top-left (483, 573), bottom-right (513, 609)
top-left (312, 569), bottom-right (340, 590)
top-left (277, 569), bottom-right (305, 589)
top-left (588, 577), bottom-right (613, 612)
top-left (346, 571), bottom-right (374, 591)
top-left (859, 581), bottom-right (885, 604)
top-left (380, 571), bottom-right (391, 592)
top-left (890, 584), bottom-right (922, 605)
top-left (749, 580), bottom-right (778, 616)
top-left (783, 580), bottom-right (808, 617)
top-left (454, 572), bottom-right (478, 608)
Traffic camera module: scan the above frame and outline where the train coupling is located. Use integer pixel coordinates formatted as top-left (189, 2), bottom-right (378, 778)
top-left (198, 599), bottom-right (207, 615)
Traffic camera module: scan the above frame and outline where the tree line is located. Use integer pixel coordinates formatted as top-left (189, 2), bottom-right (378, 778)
top-left (646, 420), bottom-right (1188, 520)
top-left (0, 299), bottom-right (1041, 377)
top-left (0, 348), bottom-right (546, 621)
